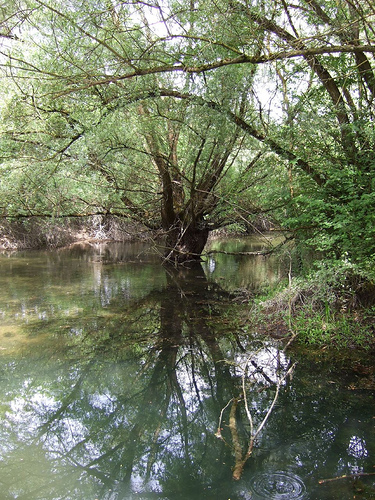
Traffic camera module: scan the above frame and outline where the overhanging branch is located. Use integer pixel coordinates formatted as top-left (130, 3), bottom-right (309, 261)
top-left (36, 45), bottom-right (375, 99)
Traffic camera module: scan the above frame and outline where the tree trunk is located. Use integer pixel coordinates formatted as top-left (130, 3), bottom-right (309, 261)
top-left (164, 221), bottom-right (209, 263)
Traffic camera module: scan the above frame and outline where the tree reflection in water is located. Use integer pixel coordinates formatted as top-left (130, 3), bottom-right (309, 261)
top-left (0, 249), bottom-right (374, 500)
top-left (0, 261), bottom-right (290, 499)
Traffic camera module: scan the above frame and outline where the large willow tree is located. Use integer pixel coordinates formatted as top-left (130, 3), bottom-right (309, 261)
top-left (0, 0), bottom-right (374, 263)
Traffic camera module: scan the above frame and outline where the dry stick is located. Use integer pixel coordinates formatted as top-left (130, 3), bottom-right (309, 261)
top-left (232, 372), bottom-right (280, 480)
top-left (215, 397), bottom-right (234, 439)
top-left (206, 249), bottom-right (274, 257)
top-left (242, 357), bottom-right (254, 437)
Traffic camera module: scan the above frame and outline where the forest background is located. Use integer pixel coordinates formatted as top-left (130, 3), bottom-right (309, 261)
top-left (1, 0), bottom-right (375, 347)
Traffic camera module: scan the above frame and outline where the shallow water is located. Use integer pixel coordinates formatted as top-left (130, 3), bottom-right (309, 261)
top-left (0, 239), bottom-right (373, 499)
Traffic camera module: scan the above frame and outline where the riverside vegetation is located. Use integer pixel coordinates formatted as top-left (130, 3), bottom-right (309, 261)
top-left (0, 0), bottom-right (375, 349)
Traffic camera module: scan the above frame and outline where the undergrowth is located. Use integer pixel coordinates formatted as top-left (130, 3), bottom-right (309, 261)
top-left (251, 260), bottom-right (375, 350)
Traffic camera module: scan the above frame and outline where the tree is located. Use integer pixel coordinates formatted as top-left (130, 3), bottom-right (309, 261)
top-left (1, 0), bottom-right (374, 264)
top-left (1, 0), bottom-right (269, 262)
top-left (0, 73), bottom-right (266, 261)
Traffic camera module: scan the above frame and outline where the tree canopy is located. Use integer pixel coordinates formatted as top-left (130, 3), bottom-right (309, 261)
top-left (0, 0), bottom-right (374, 263)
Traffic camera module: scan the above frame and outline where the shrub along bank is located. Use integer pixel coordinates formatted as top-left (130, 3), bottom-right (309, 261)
top-left (250, 259), bottom-right (375, 350)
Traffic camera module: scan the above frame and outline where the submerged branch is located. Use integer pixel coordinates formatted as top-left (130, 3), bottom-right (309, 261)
top-left (229, 398), bottom-right (244, 480)
top-left (205, 248), bottom-right (274, 257)
top-left (319, 472), bottom-right (375, 484)
top-left (216, 355), bottom-right (296, 481)
top-left (205, 234), bottom-right (292, 258)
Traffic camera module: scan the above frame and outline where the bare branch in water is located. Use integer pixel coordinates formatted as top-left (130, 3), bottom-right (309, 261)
top-left (216, 354), bottom-right (296, 480)
top-left (319, 472), bottom-right (375, 484)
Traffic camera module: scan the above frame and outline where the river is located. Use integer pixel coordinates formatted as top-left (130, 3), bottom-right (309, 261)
top-left (0, 237), bottom-right (373, 499)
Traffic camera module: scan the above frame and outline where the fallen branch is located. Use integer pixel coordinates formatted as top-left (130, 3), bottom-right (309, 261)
top-left (205, 249), bottom-right (274, 256)
top-left (216, 353), bottom-right (296, 480)
top-left (229, 398), bottom-right (245, 480)
top-left (319, 472), bottom-right (375, 484)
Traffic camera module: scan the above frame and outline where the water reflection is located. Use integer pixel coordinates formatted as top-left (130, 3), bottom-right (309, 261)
top-left (0, 242), bottom-right (374, 500)
top-left (204, 234), bottom-right (286, 292)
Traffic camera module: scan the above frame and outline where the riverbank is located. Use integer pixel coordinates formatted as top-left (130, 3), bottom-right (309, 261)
top-left (0, 216), bottom-right (151, 250)
top-left (2, 219), bottom-right (374, 353)
top-left (244, 262), bottom-right (375, 352)
top-left (0, 215), bottom-right (275, 251)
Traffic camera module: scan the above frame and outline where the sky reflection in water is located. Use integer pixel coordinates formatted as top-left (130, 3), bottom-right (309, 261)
top-left (0, 240), bottom-right (373, 500)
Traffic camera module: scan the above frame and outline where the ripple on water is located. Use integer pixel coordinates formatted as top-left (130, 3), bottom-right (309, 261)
top-left (249, 470), bottom-right (306, 500)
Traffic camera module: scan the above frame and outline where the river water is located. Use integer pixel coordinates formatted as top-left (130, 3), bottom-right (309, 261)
top-left (0, 237), bottom-right (373, 500)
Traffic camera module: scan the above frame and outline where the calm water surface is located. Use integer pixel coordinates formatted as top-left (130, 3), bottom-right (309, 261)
top-left (0, 238), bottom-right (374, 500)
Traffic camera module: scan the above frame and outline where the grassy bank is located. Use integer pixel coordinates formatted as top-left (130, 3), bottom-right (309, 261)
top-left (248, 260), bottom-right (375, 351)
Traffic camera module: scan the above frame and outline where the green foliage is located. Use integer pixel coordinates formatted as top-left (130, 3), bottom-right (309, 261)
top-left (292, 305), bottom-right (374, 349)
top-left (285, 167), bottom-right (375, 264)
top-left (250, 255), bottom-right (375, 349)
top-left (0, 0), bottom-right (374, 266)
